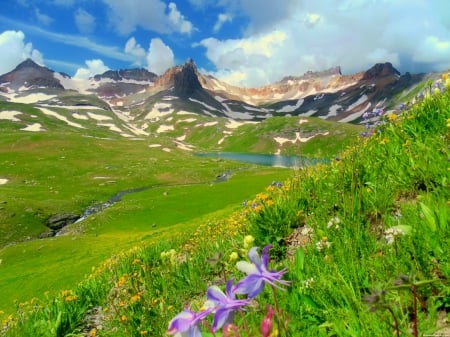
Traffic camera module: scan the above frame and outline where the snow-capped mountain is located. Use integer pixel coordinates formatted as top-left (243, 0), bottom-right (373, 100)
top-left (0, 58), bottom-right (434, 125)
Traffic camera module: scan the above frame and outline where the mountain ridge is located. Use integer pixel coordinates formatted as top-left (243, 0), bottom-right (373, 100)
top-left (0, 58), bottom-right (435, 126)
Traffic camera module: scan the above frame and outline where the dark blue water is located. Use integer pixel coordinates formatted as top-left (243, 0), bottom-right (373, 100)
top-left (195, 152), bottom-right (326, 168)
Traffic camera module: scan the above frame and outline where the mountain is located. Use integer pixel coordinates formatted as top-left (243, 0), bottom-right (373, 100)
top-left (0, 58), bottom-right (437, 132)
top-left (0, 59), bottom-right (67, 91)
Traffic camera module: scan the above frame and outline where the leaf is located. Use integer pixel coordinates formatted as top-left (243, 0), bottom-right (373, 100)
top-left (419, 202), bottom-right (437, 232)
top-left (301, 294), bottom-right (320, 309)
top-left (390, 225), bottom-right (412, 235)
top-left (296, 248), bottom-right (305, 271)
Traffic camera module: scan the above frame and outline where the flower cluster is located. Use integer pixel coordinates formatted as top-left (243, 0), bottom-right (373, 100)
top-left (383, 227), bottom-right (405, 244)
top-left (326, 216), bottom-right (341, 230)
top-left (316, 236), bottom-right (332, 251)
top-left (360, 108), bottom-right (385, 137)
top-left (167, 245), bottom-right (290, 337)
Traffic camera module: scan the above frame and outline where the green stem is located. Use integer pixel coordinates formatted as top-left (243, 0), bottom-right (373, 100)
top-left (271, 285), bottom-right (289, 337)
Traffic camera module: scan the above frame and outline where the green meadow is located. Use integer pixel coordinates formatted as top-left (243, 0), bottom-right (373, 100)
top-left (0, 78), bottom-right (449, 336)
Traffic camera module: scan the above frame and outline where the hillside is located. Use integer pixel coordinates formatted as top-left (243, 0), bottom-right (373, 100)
top-left (0, 73), bottom-right (448, 337)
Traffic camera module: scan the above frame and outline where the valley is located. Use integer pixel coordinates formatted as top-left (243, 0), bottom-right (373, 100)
top-left (0, 59), bottom-right (448, 336)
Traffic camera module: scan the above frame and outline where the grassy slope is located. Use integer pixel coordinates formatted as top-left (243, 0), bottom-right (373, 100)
top-left (2, 105), bottom-right (323, 314)
top-left (1, 82), bottom-right (446, 336)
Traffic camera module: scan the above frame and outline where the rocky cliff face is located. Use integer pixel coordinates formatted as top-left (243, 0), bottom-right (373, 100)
top-left (174, 59), bottom-right (202, 98)
top-left (362, 62), bottom-right (400, 80)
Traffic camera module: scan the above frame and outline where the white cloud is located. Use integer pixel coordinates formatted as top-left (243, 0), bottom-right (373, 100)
top-left (167, 3), bottom-right (194, 34)
top-left (213, 13), bottom-right (232, 32)
top-left (73, 59), bottom-right (109, 79)
top-left (124, 37), bottom-right (146, 66)
top-left (35, 8), bottom-right (53, 26)
top-left (146, 38), bottom-right (175, 75)
top-left (0, 30), bottom-right (44, 74)
top-left (198, 0), bottom-right (450, 87)
top-left (199, 30), bottom-right (287, 86)
top-left (102, 0), bottom-right (195, 35)
top-left (75, 8), bottom-right (96, 34)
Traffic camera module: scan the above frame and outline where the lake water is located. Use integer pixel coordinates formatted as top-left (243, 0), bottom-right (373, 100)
top-left (195, 152), bottom-right (326, 168)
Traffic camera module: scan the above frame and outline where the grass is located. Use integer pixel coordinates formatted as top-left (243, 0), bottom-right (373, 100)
top-left (1, 76), bottom-right (448, 336)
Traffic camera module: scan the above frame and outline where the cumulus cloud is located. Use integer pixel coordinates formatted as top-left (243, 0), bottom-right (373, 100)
top-left (0, 30), bottom-right (44, 74)
top-left (75, 8), bottom-right (96, 34)
top-left (124, 37), bottom-right (146, 66)
top-left (213, 13), bottom-right (232, 32)
top-left (73, 59), bottom-right (109, 79)
top-left (146, 38), bottom-right (175, 75)
top-left (198, 0), bottom-right (450, 87)
top-left (199, 30), bottom-right (287, 86)
top-left (102, 0), bottom-right (194, 35)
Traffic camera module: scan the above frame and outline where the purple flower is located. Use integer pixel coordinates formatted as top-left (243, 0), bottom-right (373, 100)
top-left (206, 279), bottom-right (251, 332)
top-left (168, 308), bottom-right (211, 337)
top-left (233, 245), bottom-right (290, 298)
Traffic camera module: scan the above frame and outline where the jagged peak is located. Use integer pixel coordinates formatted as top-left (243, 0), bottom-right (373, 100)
top-left (174, 58), bottom-right (202, 98)
top-left (280, 66), bottom-right (342, 83)
top-left (94, 68), bottom-right (157, 82)
top-left (14, 58), bottom-right (47, 72)
top-left (362, 62), bottom-right (400, 80)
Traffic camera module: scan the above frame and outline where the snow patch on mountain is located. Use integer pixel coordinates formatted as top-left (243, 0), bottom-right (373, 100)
top-left (72, 113), bottom-right (89, 120)
top-left (39, 107), bottom-right (85, 128)
top-left (346, 94), bottom-right (368, 111)
top-left (300, 110), bottom-right (317, 117)
top-left (278, 99), bottom-right (304, 113)
top-left (21, 123), bottom-right (45, 132)
top-left (157, 124), bottom-right (175, 133)
top-left (7, 93), bottom-right (56, 104)
top-left (319, 104), bottom-right (342, 119)
top-left (87, 112), bottom-right (112, 121)
top-left (0, 110), bottom-right (22, 121)
top-left (145, 103), bottom-right (174, 120)
top-left (339, 102), bottom-right (372, 123)
top-left (274, 131), bottom-right (330, 146)
top-left (189, 98), bottom-right (220, 112)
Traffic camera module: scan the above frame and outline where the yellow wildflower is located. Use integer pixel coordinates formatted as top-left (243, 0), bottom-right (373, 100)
top-left (229, 251), bottom-right (239, 262)
top-left (89, 328), bottom-right (97, 337)
top-left (130, 293), bottom-right (142, 303)
top-left (388, 113), bottom-right (397, 122)
top-left (243, 235), bottom-right (255, 248)
top-left (442, 73), bottom-right (448, 81)
top-left (117, 275), bottom-right (127, 287)
top-left (380, 138), bottom-right (389, 145)
top-left (64, 295), bottom-right (78, 302)
top-left (120, 315), bottom-right (127, 323)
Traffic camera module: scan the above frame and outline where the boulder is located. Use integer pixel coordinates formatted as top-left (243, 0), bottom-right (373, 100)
top-left (46, 213), bottom-right (80, 230)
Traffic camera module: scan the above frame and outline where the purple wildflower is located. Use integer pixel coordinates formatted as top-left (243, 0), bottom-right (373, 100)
top-left (233, 245), bottom-right (290, 298)
top-left (168, 308), bottom-right (211, 337)
top-left (206, 279), bottom-right (251, 332)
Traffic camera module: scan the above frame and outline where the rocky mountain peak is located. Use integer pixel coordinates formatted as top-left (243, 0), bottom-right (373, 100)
top-left (362, 62), bottom-right (400, 80)
top-left (174, 58), bottom-right (202, 98)
top-left (0, 58), bottom-right (64, 90)
top-left (93, 68), bottom-right (157, 82)
top-left (13, 58), bottom-right (45, 72)
top-left (280, 66), bottom-right (342, 83)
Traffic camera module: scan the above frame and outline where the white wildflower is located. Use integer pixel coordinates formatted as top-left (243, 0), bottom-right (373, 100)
top-left (302, 277), bottom-right (314, 289)
top-left (383, 227), bottom-right (405, 244)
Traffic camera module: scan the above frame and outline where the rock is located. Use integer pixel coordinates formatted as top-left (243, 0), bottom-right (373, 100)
top-left (38, 231), bottom-right (54, 238)
top-left (46, 213), bottom-right (80, 230)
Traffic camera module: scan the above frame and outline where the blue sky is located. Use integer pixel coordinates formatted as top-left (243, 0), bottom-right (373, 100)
top-left (0, 0), bottom-right (449, 87)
